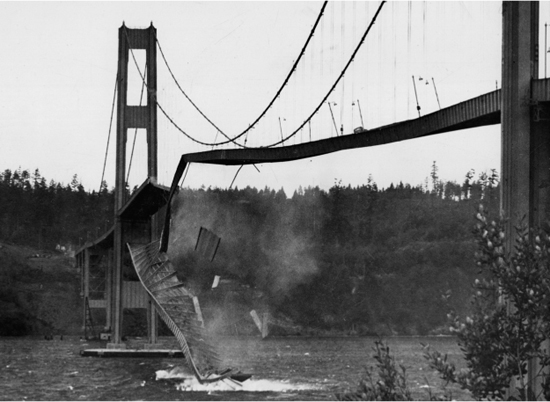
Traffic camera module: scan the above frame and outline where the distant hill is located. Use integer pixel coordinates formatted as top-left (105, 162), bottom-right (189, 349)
top-left (0, 241), bottom-right (81, 336)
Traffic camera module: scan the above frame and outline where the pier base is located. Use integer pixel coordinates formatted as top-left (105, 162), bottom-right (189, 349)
top-left (80, 348), bottom-right (184, 358)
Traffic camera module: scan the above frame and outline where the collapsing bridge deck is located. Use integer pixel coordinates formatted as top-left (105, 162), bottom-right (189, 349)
top-left (159, 87), bottom-right (509, 251)
top-left (183, 88), bottom-right (501, 166)
top-left (124, 81), bottom-right (550, 382)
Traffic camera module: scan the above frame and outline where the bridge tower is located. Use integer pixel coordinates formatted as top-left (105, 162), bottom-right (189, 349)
top-left (501, 1), bottom-right (541, 232)
top-left (501, 1), bottom-right (550, 397)
top-left (76, 23), bottom-right (171, 350)
top-left (109, 23), bottom-right (160, 347)
top-left (115, 23), bottom-right (158, 209)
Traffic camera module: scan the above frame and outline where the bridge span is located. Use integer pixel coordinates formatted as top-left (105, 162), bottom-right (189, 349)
top-left (181, 89), bottom-right (501, 166)
top-left (77, 4), bottom-right (550, 392)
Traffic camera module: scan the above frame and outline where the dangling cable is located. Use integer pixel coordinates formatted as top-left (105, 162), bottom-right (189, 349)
top-left (328, 102), bottom-right (338, 137)
top-left (229, 165), bottom-right (244, 189)
top-left (180, 163), bottom-right (190, 187)
top-left (432, 77), bottom-right (441, 109)
top-left (357, 99), bottom-right (364, 127)
top-left (412, 75), bottom-right (421, 117)
top-left (211, 130), bottom-right (219, 150)
top-left (99, 73), bottom-right (118, 194)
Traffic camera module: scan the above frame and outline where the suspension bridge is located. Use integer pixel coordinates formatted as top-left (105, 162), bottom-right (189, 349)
top-left (76, 1), bottom-right (549, 390)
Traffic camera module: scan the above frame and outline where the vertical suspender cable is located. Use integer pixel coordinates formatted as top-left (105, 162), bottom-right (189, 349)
top-left (99, 73), bottom-right (118, 194)
top-left (319, 5), bottom-right (324, 140)
top-left (392, 2), bottom-right (397, 122)
top-left (412, 75), bottom-right (421, 117)
top-left (351, 1), bottom-right (356, 129)
top-left (155, 1), bottom-right (328, 148)
top-left (340, 1), bottom-right (345, 135)
top-left (364, 1), bottom-right (369, 127)
top-left (310, 9), bottom-right (315, 142)
top-left (271, 0), bottom-right (386, 147)
top-left (407, 1), bottom-right (412, 118)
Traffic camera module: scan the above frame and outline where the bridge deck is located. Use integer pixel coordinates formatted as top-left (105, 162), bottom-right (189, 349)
top-left (183, 89), bottom-right (501, 166)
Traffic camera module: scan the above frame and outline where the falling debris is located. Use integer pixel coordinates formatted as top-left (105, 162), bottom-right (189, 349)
top-left (195, 227), bottom-right (221, 262)
top-left (249, 310), bottom-right (269, 338)
top-left (127, 241), bottom-right (235, 383)
top-left (261, 312), bottom-right (269, 339)
top-left (193, 297), bottom-right (204, 324)
top-left (250, 310), bottom-right (263, 333)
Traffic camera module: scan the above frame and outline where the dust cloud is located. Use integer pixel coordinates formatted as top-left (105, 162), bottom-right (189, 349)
top-left (167, 188), bottom-right (321, 304)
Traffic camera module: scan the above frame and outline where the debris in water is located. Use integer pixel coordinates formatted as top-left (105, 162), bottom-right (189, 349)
top-left (156, 367), bottom-right (317, 392)
top-left (155, 366), bottom-right (191, 380)
top-left (175, 377), bottom-right (317, 392)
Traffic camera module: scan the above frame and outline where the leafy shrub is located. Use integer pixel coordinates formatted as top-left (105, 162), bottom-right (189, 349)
top-left (424, 205), bottom-right (550, 400)
top-left (336, 340), bottom-right (412, 401)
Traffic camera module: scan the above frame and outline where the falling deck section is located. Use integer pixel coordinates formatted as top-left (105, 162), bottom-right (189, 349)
top-left (127, 241), bottom-right (232, 384)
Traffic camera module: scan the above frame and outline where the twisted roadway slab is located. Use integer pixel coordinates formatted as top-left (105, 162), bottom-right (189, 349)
top-left (183, 89), bottom-right (501, 166)
top-left (162, 82), bottom-right (550, 251)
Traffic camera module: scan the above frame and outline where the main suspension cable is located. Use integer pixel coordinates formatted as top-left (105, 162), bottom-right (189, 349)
top-left (155, 38), bottom-right (232, 145)
top-left (125, 0), bottom-right (385, 150)
top-left (261, 0), bottom-right (386, 148)
top-left (123, 28), bottom-right (214, 147)
top-left (155, 0), bottom-right (328, 148)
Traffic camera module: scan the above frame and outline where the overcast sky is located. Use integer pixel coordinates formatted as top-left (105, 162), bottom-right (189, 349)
top-left (2, 1), bottom-right (549, 194)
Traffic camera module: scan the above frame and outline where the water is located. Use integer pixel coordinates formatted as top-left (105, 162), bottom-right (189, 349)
top-left (0, 336), bottom-right (470, 400)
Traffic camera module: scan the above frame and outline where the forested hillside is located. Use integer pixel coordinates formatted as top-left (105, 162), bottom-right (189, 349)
top-left (0, 165), bottom-right (499, 335)
top-left (169, 165), bottom-right (500, 335)
top-left (0, 168), bottom-right (114, 250)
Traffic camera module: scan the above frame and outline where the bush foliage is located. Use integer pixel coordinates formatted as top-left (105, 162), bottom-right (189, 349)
top-left (336, 340), bottom-right (413, 401)
top-left (424, 205), bottom-right (550, 400)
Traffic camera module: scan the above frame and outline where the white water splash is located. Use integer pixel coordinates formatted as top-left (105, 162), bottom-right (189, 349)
top-left (155, 367), bottom-right (319, 392)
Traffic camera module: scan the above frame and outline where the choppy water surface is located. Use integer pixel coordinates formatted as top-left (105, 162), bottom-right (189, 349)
top-left (0, 336), bottom-right (470, 400)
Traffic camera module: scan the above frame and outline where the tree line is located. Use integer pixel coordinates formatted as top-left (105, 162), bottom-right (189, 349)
top-left (0, 164), bottom-right (499, 334)
top-left (0, 168), bottom-right (114, 250)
